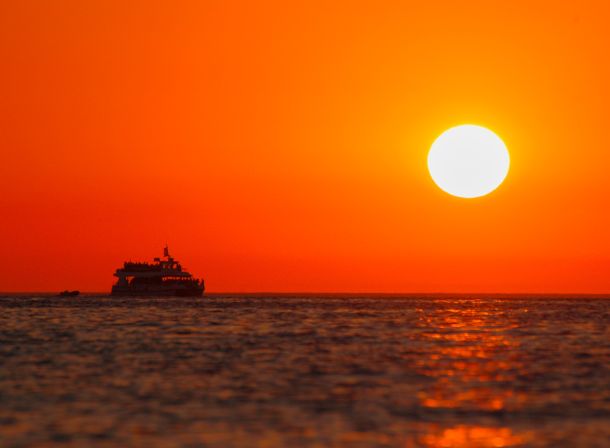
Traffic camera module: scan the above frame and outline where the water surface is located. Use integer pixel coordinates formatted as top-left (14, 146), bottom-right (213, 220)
top-left (0, 295), bottom-right (609, 447)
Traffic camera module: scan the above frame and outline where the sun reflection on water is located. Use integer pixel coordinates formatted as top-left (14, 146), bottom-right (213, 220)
top-left (413, 425), bottom-right (528, 448)
top-left (413, 301), bottom-right (527, 412)
top-left (406, 300), bottom-right (534, 446)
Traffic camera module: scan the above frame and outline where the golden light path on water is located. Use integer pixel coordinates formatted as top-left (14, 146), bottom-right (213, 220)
top-left (409, 306), bottom-right (531, 447)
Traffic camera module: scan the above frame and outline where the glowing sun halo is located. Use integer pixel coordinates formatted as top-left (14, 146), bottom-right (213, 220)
top-left (428, 125), bottom-right (510, 198)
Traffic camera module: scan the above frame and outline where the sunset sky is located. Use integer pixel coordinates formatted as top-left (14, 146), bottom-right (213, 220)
top-left (1, 1), bottom-right (609, 292)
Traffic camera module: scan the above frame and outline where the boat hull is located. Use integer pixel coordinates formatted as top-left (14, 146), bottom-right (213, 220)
top-left (110, 284), bottom-right (204, 297)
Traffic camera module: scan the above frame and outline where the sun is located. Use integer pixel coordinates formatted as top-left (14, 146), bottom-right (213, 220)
top-left (428, 125), bottom-right (510, 198)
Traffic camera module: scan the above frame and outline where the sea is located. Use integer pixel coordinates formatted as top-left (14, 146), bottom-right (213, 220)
top-left (0, 294), bottom-right (608, 447)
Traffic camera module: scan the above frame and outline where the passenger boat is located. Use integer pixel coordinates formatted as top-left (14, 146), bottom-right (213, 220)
top-left (111, 246), bottom-right (204, 297)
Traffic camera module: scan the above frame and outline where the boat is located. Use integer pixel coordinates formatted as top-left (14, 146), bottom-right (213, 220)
top-left (111, 246), bottom-right (205, 297)
top-left (58, 290), bottom-right (80, 297)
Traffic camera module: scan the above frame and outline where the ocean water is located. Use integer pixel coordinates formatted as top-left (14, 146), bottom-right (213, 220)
top-left (0, 295), bottom-right (609, 447)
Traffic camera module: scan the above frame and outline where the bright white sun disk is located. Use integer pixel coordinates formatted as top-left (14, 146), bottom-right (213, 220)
top-left (427, 125), bottom-right (509, 198)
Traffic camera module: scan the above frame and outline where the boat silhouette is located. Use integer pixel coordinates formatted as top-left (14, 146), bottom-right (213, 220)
top-left (111, 246), bottom-right (204, 297)
top-left (57, 290), bottom-right (80, 297)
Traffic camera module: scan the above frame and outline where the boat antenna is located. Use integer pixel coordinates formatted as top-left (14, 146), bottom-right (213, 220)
top-left (164, 244), bottom-right (170, 258)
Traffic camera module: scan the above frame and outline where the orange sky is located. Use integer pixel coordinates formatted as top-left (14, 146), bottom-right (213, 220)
top-left (1, 1), bottom-right (609, 292)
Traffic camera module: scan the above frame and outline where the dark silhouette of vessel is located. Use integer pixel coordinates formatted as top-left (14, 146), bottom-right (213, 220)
top-left (111, 246), bottom-right (204, 297)
top-left (58, 290), bottom-right (80, 297)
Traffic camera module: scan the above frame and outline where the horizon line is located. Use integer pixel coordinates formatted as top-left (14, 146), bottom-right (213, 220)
top-left (1, 291), bottom-right (610, 297)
